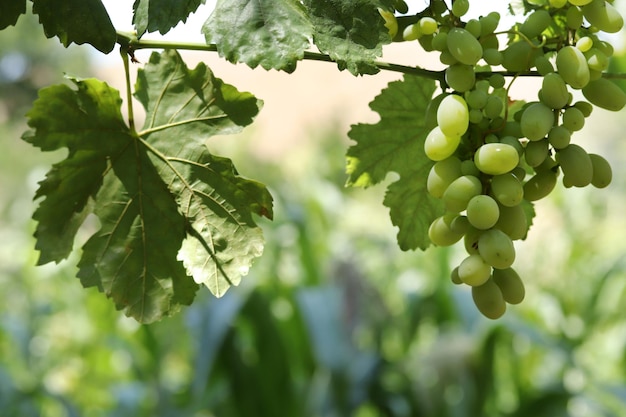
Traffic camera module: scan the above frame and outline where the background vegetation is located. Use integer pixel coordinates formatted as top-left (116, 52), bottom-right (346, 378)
top-left (3, 4), bottom-right (626, 417)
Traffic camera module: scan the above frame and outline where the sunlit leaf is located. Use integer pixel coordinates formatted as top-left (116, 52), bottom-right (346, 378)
top-left (133, 0), bottom-right (205, 36)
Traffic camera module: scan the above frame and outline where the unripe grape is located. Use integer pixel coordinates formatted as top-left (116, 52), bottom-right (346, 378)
top-left (458, 254), bottom-right (492, 286)
top-left (393, 0), bottom-right (409, 13)
top-left (427, 156), bottom-right (462, 198)
top-left (450, 215), bottom-right (470, 234)
top-left (437, 94), bottom-right (469, 137)
top-left (582, 78), bottom-right (626, 111)
top-left (472, 278), bottom-right (506, 319)
top-left (534, 54), bottom-right (554, 75)
top-left (582, 0), bottom-right (624, 33)
top-left (418, 17), bottom-right (438, 35)
top-left (482, 48), bottom-right (503, 66)
top-left (464, 227), bottom-right (482, 254)
top-left (495, 204), bottom-right (528, 240)
top-left (467, 195), bottom-right (500, 230)
top-left (523, 170), bottom-right (557, 201)
top-left (474, 143), bottom-right (520, 175)
top-left (445, 64), bottom-right (476, 92)
top-left (520, 10), bottom-right (551, 39)
top-left (451, 0), bottom-right (469, 17)
top-left (556, 144), bottom-right (593, 187)
top-left (502, 41), bottom-right (535, 72)
top-left (490, 173), bottom-right (524, 207)
top-left (403, 23), bottom-right (422, 41)
top-left (540, 73), bottom-right (569, 109)
top-left (576, 36), bottom-right (594, 52)
top-left (432, 31), bottom-right (448, 51)
top-left (492, 268), bottom-right (525, 304)
top-left (489, 73), bottom-right (505, 89)
top-left (483, 96), bottom-right (504, 119)
top-left (428, 214), bottom-right (464, 246)
top-left (520, 102), bottom-right (554, 141)
top-left (466, 89), bottom-right (488, 109)
top-left (585, 48), bottom-right (608, 71)
top-left (589, 153), bottom-right (612, 188)
top-left (569, 0), bottom-right (593, 5)
top-left (566, 6), bottom-right (584, 29)
top-left (480, 12), bottom-right (501, 36)
top-left (478, 228), bottom-right (516, 269)
top-left (547, 125), bottom-right (571, 149)
top-left (447, 28), bottom-right (483, 66)
top-left (424, 126), bottom-right (461, 161)
top-left (425, 93), bottom-right (447, 129)
top-left (562, 107), bottom-right (585, 132)
top-left (551, 0), bottom-right (568, 7)
top-left (556, 46), bottom-right (590, 89)
top-left (443, 175), bottom-right (483, 212)
top-left (451, 267), bottom-right (463, 285)
top-left (525, 139), bottom-right (549, 167)
top-left (500, 136), bottom-right (524, 156)
top-left (573, 101), bottom-right (593, 117)
top-left (465, 19), bottom-right (482, 39)
top-left (461, 159), bottom-right (481, 177)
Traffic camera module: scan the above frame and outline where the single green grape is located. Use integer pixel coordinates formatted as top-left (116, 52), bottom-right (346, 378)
top-left (445, 64), bottom-right (476, 92)
top-left (520, 9), bottom-right (551, 39)
top-left (495, 204), bottom-right (528, 240)
top-left (458, 254), bottom-right (492, 286)
top-left (428, 214), bottom-right (464, 246)
top-left (472, 278), bottom-right (506, 319)
top-left (478, 228), bottom-right (516, 269)
top-left (582, 0), bottom-right (624, 33)
top-left (547, 125), bottom-right (571, 149)
top-left (589, 153), bottom-right (612, 188)
top-left (474, 143), bottom-right (520, 175)
top-left (437, 94), bottom-right (470, 137)
top-left (467, 195), bottom-right (500, 230)
top-left (562, 107), bottom-right (585, 132)
top-left (556, 46), bottom-right (590, 89)
top-left (524, 139), bottom-right (549, 167)
top-left (582, 78), bottom-right (626, 111)
top-left (427, 156), bottom-right (462, 198)
top-left (490, 173), bottom-right (524, 207)
top-left (520, 102), bottom-right (554, 141)
top-left (492, 268), bottom-right (525, 304)
top-left (447, 28), bottom-right (483, 66)
top-left (443, 175), bottom-right (483, 212)
top-left (556, 144), bottom-right (593, 187)
top-left (424, 126), bottom-right (461, 161)
top-left (540, 73), bottom-right (569, 109)
top-left (523, 169), bottom-right (558, 201)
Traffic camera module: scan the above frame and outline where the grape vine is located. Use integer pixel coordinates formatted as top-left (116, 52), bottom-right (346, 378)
top-left (2, 0), bottom-right (626, 321)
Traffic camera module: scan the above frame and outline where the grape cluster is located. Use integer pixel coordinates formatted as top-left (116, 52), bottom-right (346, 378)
top-left (383, 0), bottom-right (626, 319)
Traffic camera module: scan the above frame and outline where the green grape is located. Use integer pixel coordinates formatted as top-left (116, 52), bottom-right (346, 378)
top-left (427, 156), bottom-right (462, 198)
top-left (451, 267), bottom-right (463, 285)
top-left (469, 108), bottom-right (484, 123)
top-left (489, 73), bottom-right (505, 89)
top-left (582, 78), bottom-right (626, 111)
top-left (569, 0), bottom-right (593, 5)
top-left (466, 89), bottom-right (488, 109)
top-left (502, 41), bottom-right (535, 72)
top-left (474, 143), bottom-right (520, 175)
top-left (585, 48), bottom-right (609, 71)
top-left (483, 96), bottom-right (504, 119)
top-left (425, 93), bottom-right (447, 129)
top-left (550, 0), bottom-right (568, 7)
top-left (419, 17), bottom-right (438, 35)
top-left (464, 227), bottom-right (482, 254)
top-left (589, 153), bottom-right (612, 188)
top-left (536, 155), bottom-right (558, 172)
top-left (511, 166), bottom-right (527, 181)
top-left (482, 48), bottom-right (503, 66)
top-left (445, 64), bottom-right (476, 92)
top-left (424, 126), bottom-right (461, 161)
top-left (540, 73), bottom-right (569, 109)
top-left (467, 195), bottom-right (500, 230)
top-left (447, 28), bottom-right (483, 65)
top-left (443, 175), bottom-right (483, 212)
top-left (501, 121), bottom-right (523, 138)
top-left (480, 34), bottom-right (499, 51)
top-left (472, 278), bottom-right (506, 319)
top-left (393, 0), bottom-right (409, 14)
top-left (461, 159), bottom-right (481, 177)
top-left (534, 54), bottom-right (554, 75)
top-left (562, 107), bottom-right (585, 132)
top-left (547, 125), bottom-right (571, 149)
top-left (431, 0), bottom-right (448, 15)
top-left (566, 6), bottom-right (584, 29)
top-left (492, 268), bottom-right (525, 304)
top-left (451, 0), bottom-right (469, 17)
top-left (437, 94), bottom-right (469, 137)
top-left (428, 214), bottom-right (464, 246)
top-left (465, 19), bottom-right (482, 39)
top-left (520, 102), bottom-right (554, 141)
top-left (523, 169), bottom-right (557, 201)
top-left (582, 0), bottom-right (624, 33)
top-left (403, 23), bottom-right (422, 41)
top-left (576, 36), bottom-right (594, 52)
top-left (556, 144), bottom-right (593, 187)
top-left (490, 173), bottom-right (523, 207)
top-left (500, 136), bottom-right (524, 156)
top-left (495, 204), bottom-right (528, 240)
top-left (520, 9), bottom-right (551, 38)
top-left (458, 254), bottom-right (492, 286)
top-left (432, 31), bottom-right (448, 51)
top-left (573, 100), bottom-right (593, 117)
top-left (595, 39), bottom-right (614, 57)
top-left (480, 12), bottom-right (501, 36)
top-left (440, 50), bottom-right (459, 66)
top-left (450, 215), bottom-right (470, 234)
top-left (556, 46), bottom-right (590, 89)
top-left (478, 228), bottom-right (516, 269)
top-left (525, 139), bottom-right (549, 167)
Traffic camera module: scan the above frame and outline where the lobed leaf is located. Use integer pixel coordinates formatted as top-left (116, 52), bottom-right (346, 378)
top-left (0, 0), bottom-right (26, 29)
top-left (31, 0), bottom-right (117, 53)
top-left (202, 0), bottom-right (313, 72)
top-left (303, 0), bottom-right (391, 75)
top-left (346, 75), bottom-right (443, 250)
top-left (133, 0), bottom-right (205, 37)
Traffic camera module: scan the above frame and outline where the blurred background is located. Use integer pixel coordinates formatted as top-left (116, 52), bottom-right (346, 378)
top-left (3, 2), bottom-right (626, 417)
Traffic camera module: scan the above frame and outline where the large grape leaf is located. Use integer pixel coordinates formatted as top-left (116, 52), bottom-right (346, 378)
top-left (0, 0), bottom-right (26, 29)
top-left (133, 0), bottom-right (205, 37)
top-left (202, 0), bottom-right (313, 72)
top-left (134, 50), bottom-right (273, 297)
top-left (31, 0), bottom-right (116, 53)
top-left (22, 51), bottom-right (271, 322)
top-left (346, 75), bottom-right (444, 250)
top-left (303, 0), bottom-right (391, 76)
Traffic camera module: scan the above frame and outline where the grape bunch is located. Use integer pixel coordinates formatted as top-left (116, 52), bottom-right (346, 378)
top-left (382, 0), bottom-right (626, 319)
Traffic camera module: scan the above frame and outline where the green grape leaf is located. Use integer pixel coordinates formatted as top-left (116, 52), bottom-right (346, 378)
top-left (202, 0), bottom-right (313, 72)
top-left (0, 0), bottom-right (26, 29)
top-left (23, 51), bottom-right (271, 322)
top-left (134, 50), bottom-right (273, 297)
top-left (133, 0), bottom-right (205, 37)
top-left (346, 75), bottom-right (443, 250)
top-left (31, 0), bottom-right (116, 53)
top-left (303, 0), bottom-right (390, 75)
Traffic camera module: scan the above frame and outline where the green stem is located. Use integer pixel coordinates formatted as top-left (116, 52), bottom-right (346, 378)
top-left (119, 43), bottom-right (136, 134)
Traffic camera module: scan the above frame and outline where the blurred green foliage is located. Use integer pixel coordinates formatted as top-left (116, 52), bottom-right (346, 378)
top-left (4, 6), bottom-right (626, 417)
